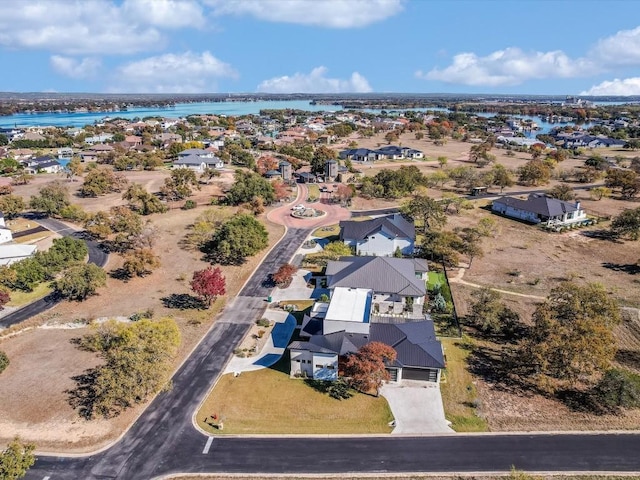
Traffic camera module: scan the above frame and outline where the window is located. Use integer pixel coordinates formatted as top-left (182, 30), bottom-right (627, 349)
top-left (326, 365), bottom-right (335, 370)
top-left (295, 359), bottom-right (300, 363)
top-left (315, 364), bottom-right (323, 369)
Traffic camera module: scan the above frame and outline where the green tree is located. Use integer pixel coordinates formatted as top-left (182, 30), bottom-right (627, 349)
top-left (225, 170), bottom-right (275, 205)
top-left (29, 181), bottom-right (71, 217)
top-left (419, 230), bottom-right (463, 266)
top-left (79, 167), bottom-right (128, 197)
top-left (203, 214), bottom-right (268, 265)
top-left (401, 194), bottom-right (446, 235)
top-left (0, 437), bottom-right (35, 480)
top-left (121, 248), bottom-right (160, 278)
top-left (11, 257), bottom-right (46, 291)
top-left (517, 282), bottom-right (621, 389)
top-left (161, 168), bottom-right (200, 201)
top-left (0, 194), bottom-right (25, 219)
top-left (0, 133), bottom-right (8, 146)
top-left (123, 183), bottom-right (167, 215)
top-left (54, 263), bottom-right (107, 301)
top-left (468, 288), bottom-right (519, 335)
top-left (319, 241), bottom-right (352, 261)
top-left (70, 318), bottom-right (180, 418)
top-left (437, 156), bottom-right (448, 168)
top-left (491, 164), bottom-right (514, 193)
top-left (589, 186), bottom-right (612, 201)
top-left (66, 157), bottom-right (84, 180)
top-left (11, 172), bottom-right (34, 186)
top-left (595, 368), bottom-right (640, 409)
top-left (546, 183), bottom-right (575, 201)
top-left (605, 169), bottom-right (639, 199)
top-left (0, 350), bottom-right (9, 374)
top-left (610, 207), bottom-right (640, 240)
top-left (518, 160), bottom-right (551, 186)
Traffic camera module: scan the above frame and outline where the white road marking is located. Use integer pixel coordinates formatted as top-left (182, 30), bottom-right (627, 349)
top-left (202, 436), bottom-right (214, 454)
top-left (43, 476), bottom-right (51, 480)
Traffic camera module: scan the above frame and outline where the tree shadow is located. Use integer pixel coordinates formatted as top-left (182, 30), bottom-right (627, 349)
top-left (602, 262), bottom-right (640, 275)
top-left (555, 389), bottom-right (610, 415)
top-left (615, 349), bottom-right (640, 370)
top-left (304, 378), bottom-right (331, 393)
top-left (66, 368), bottom-right (99, 420)
top-left (109, 268), bottom-right (132, 281)
top-left (466, 345), bottom-right (535, 396)
top-left (161, 293), bottom-right (206, 310)
top-left (581, 229), bottom-right (621, 242)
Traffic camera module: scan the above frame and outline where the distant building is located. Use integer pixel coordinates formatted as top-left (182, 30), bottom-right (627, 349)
top-left (325, 160), bottom-right (338, 181)
top-left (492, 193), bottom-right (587, 226)
top-left (279, 160), bottom-right (292, 181)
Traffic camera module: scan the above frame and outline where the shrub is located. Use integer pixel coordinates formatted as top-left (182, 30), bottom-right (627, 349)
top-left (595, 368), bottom-right (640, 409)
top-left (0, 350), bottom-right (8, 374)
top-left (182, 199), bottom-right (197, 210)
top-left (257, 329), bottom-right (266, 338)
top-left (319, 293), bottom-right (330, 302)
top-left (326, 378), bottom-right (353, 400)
top-left (256, 318), bottom-right (271, 327)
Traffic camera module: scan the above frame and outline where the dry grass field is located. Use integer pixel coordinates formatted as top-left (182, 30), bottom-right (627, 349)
top-left (0, 170), bottom-right (286, 451)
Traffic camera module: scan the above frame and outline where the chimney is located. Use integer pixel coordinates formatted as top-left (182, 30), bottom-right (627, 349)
top-left (575, 201), bottom-right (581, 210)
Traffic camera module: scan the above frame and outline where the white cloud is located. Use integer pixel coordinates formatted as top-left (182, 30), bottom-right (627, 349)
top-left (109, 51), bottom-right (237, 93)
top-left (0, 0), bottom-right (204, 55)
top-left (257, 66), bottom-right (373, 93)
top-left (122, 0), bottom-right (206, 29)
top-left (581, 77), bottom-right (640, 96)
top-left (205, 0), bottom-right (404, 28)
top-left (421, 48), bottom-right (596, 87)
top-left (591, 26), bottom-right (640, 66)
top-left (50, 56), bottom-right (102, 79)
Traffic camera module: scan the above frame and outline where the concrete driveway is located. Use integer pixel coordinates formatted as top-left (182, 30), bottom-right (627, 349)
top-left (380, 381), bottom-right (454, 434)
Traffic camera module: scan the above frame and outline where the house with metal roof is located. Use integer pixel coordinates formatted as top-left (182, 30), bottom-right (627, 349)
top-left (492, 193), bottom-right (587, 226)
top-left (339, 213), bottom-right (415, 256)
top-left (289, 287), bottom-right (444, 383)
top-left (325, 256), bottom-right (427, 317)
top-left (173, 153), bottom-right (223, 172)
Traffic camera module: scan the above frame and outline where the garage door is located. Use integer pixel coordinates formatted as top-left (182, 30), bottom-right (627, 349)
top-left (402, 368), bottom-right (438, 382)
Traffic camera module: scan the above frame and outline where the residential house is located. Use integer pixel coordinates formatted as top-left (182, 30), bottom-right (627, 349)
top-left (23, 155), bottom-right (62, 174)
top-left (339, 145), bottom-right (424, 162)
top-left (324, 256), bottom-right (427, 317)
top-left (289, 286), bottom-right (444, 383)
top-left (80, 144), bottom-right (114, 162)
top-left (173, 154), bottom-right (223, 172)
top-left (492, 193), bottom-right (587, 226)
top-left (0, 213), bottom-right (37, 265)
top-left (339, 213), bottom-right (415, 257)
top-left (85, 133), bottom-right (114, 145)
top-left (57, 147), bottom-right (73, 160)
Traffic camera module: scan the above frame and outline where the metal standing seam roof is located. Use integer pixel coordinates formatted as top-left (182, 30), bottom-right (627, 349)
top-left (326, 256), bottom-right (426, 297)
top-left (339, 214), bottom-right (415, 241)
top-left (174, 154), bottom-right (221, 166)
top-left (289, 321), bottom-right (445, 369)
top-left (494, 193), bottom-right (580, 218)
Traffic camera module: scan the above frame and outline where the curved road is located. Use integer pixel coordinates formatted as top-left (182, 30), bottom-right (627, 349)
top-left (0, 217), bottom-right (108, 328)
top-left (24, 199), bottom-right (640, 479)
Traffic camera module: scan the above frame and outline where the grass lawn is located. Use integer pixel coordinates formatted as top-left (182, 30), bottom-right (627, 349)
top-left (440, 337), bottom-right (488, 432)
top-left (307, 184), bottom-right (320, 201)
top-left (196, 357), bottom-right (393, 435)
top-left (428, 271), bottom-right (446, 289)
top-left (7, 282), bottom-right (53, 308)
top-left (278, 300), bottom-right (314, 312)
top-left (311, 224), bottom-right (340, 238)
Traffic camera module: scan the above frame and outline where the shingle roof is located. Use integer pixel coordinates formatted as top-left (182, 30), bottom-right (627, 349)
top-left (174, 154), bottom-right (221, 166)
top-left (290, 321), bottom-right (445, 369)
top-left (493, 193), bottom-right (580, 218)
top-left (326, 256), bottom-right (426, 297)
top-left (339, 214), bottom-right (415, 241)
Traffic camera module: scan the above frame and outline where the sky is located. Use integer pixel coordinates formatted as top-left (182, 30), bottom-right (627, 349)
top-left (1, 0), bottom-right (640, 95)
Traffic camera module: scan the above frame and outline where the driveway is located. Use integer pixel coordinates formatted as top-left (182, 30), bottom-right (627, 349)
top-left (381, 381), bottom-right (454, 434)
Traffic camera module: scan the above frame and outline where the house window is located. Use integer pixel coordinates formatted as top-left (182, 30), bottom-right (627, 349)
top-left (295, 359), bottom-right (301, 363)
top-left (326, 365), bottom-right (335, 370)
top-left (315, 364), bottom-right (323, 369)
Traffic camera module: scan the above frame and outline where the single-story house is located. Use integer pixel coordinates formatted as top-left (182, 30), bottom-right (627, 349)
top-left (178, 148), bottom-right (217, 159)
top-left (492, 193), bottom-right (587, 226)
top-left (297, 172), bottom-right (317, 183)
top-left (0, 243), bottom-right (38, 266)
top-left (23, 156), bottom-right (62, 174)
top-left (325, 256), bottom-right (427, 317)
top-left (173, 154), bottom-right (224, 172)
top-left (289, 287), bottom-right (444, 383)
top-left (339, 213), bottom-right (415, 257)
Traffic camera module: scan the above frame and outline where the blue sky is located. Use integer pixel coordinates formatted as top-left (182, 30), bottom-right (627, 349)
top-left (1, 0), bottom-right (640, 95)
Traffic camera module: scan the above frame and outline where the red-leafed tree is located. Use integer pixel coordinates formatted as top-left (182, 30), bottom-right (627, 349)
top-left (0, 289), bottom-right (10, 310)
top-left (256, 155), bottom-right (279, 175)
top-left (272, 263), bottom-right (297, 287)
top-left (343, 342), bottom-right (397, 396)
top-left (272, 179), bottom-right (289, 201)
top-left (335, 184), bottom-right (353, 202)
top-left (190, 266), bottom-right (226, 306)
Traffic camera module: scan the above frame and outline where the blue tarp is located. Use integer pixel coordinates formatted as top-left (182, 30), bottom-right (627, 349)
top-left (271, 315), bottom-right (296, 348)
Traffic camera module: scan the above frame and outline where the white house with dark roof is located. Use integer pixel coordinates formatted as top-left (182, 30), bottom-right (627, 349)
top-left (173, 147), bottom-right (224, 172)
top-left (492, 193), bottom-right (587, 226)
top-left (339, 213), bottom-right (415, 256)
top-left (0, 213), bottom-right (37, 265)
top-left (289, 287), bottom-right (444, 383)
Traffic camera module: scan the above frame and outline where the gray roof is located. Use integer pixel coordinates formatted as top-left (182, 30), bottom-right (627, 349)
top-left (493, 193), bottom-right (580, 218)
top-left (178, 148), bottom-right (209, 156)
top-left (326, 256), bottom-right (426, 297)
top-left (340, 214), bottom-right (415, 242)
top-left (174, 154), bottom-right (221, 166)
top-left (290, 321), bottom-right (445, 369)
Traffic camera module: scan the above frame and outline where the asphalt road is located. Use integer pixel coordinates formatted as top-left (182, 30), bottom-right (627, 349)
top-left (0, 217), bottom-right (108, 328)
top-left (23, 215), bottom-right (640, 479)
